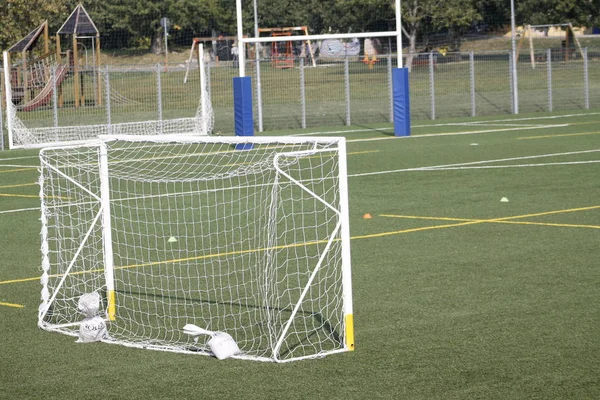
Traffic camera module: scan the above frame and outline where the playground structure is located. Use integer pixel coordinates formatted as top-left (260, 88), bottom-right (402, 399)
top-left (516, 23), bottom-right (585, 68)
top-left (55, 3), bottom-right (102, 108)
top-left (183, 35), bottom-right (246, 83)
top-left (258, 27), bottom-right (316, 68)
top-left (183, 28), bottom-right (316, 79)
top-left (4, 4), bottom-right (101, 111)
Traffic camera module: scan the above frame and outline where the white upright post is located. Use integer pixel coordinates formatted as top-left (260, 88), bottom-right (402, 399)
top-left (236, 0), bottom-right (245, 77)
top-left (337, 138), bottom-right (354, 351)
top-left (395, 0), bottom-right (403, 68)
top-left (99, 143), bottom-right (116, 321)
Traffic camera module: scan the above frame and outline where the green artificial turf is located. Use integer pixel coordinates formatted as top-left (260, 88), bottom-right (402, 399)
top-left (0, 110), bottom-right (599, 399)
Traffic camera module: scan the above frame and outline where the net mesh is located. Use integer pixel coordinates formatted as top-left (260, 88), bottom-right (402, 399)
top-left (39, 136), bottom-right (351, 362)
top-left (5, 60), bottom-right (214, 149)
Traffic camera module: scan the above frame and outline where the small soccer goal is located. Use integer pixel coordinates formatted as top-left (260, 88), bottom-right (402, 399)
top-left (38, 135), bottom-right (354, 362)
top-left (2, 44), bottom-right (214, 149)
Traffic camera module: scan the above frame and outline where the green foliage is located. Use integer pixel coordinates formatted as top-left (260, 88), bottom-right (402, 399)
top-left (1, 0), bottom-right (600, 54)
top-left (0, 0), bottom-right (68, 51)
top-left (308, 0), bottom-right (395, 33)
top-left (517, 0), bottom-right (600, 26)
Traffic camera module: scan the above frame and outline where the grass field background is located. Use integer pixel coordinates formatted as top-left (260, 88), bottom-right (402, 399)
top-left (1, 110), bottom-right (599, 399)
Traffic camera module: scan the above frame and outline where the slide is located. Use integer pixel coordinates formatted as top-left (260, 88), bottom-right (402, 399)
top-left (17, 64), bottom-right (68, 112)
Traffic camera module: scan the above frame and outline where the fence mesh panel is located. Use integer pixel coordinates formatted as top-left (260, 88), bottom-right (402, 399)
top-left (3, 48), bottom-right (600, 147)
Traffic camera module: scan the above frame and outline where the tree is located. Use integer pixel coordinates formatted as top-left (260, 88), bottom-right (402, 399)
top-left (517, 0), bottom-right (599, 26)
top-left (399, 0), bottom-right (480, 70)
top-left (0, 0), bottom-right (68, 51)
top-left (307, 0), bottom-right (395, 34)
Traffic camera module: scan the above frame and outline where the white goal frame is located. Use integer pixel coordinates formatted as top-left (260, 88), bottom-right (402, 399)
top-left (234, 0), bottom-right (404, 76)
top-left (38, 135), bottom-right (354, 362)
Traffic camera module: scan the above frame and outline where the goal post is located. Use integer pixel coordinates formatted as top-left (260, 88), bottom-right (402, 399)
top-left (38, 135), bottom-right (353, 362)
top-left (233, 0), bottom-right (410, 137)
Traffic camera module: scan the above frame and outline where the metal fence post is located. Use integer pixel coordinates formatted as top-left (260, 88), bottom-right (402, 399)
top-left (299, 57), bottom-right (306, 129)
top-left (156, 64), bottom-right (163, 122)
top-left (583, 47), bottom-right (589, 110)
top-left (207, 62), bottom-right (212, 103)
top-left (344, 57), bottom-right (351, 126)
top-left (547, 48), bottom-right (553, 112)
top-left (469, 51), bottom-right (476, 117)
top-left (254, 56), bottom-right (264, 132)
top-left (429, 52), bottom-right (436, 120)
top-left (508, 52), bottom-right (515, 114)
top-left (52, 65), bottom-right (59, 128)
top-left (103, 66), bottom-right (112, 129)
top-left (388, 54), bottom-right (393, 122)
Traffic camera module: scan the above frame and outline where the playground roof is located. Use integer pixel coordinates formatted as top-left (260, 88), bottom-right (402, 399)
top-left (57, 4), bottom-right (99, 36)
top-left (8, 21), bottom-right (48, 53)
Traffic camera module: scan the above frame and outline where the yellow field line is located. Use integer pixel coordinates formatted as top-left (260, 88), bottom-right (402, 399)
top-left (495, 220), bottom-right (600, 229)
top-left (518, 131), bottom-right (600, 140)
top-left (0, 193), bottom-right (40, 199)
top-left (0, 183), bottom-right (37, 189)
top-left (351, 220), bottom-right (482, 240)
top-left (381, 214), bottom-right (600, 230)
top-left (1, 205), bottom-right (598, 288)
top-left (0, 167), bottom-right (36, 174)
top-left (0, 301), bottom-right (25, 308)
top-left (0, 276), bottom-right (39, 285)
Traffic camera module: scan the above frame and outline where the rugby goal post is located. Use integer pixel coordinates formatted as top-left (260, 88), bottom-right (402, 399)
top-left (38, 135), bottom-right (354, 362)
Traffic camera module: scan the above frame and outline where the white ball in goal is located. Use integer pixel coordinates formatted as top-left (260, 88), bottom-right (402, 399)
top-left (76, 292), bottom-right (109, 343)
top-left (77, 317), bottom-right (109, 343)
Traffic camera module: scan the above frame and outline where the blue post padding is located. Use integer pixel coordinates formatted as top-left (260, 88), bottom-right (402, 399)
top-left (233, 76), bottom-right (254, 150)
top-left (392, 68), bottom-right (411, 137)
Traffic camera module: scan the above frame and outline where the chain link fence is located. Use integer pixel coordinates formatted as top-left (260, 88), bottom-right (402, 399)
top-left (2, 48), bottom-right (600, 149)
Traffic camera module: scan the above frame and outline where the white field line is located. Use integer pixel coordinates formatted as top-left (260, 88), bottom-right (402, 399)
top-left (296, 111), bottom-right (600, 136)
top-left (349, 149), bottom-right (600, 177)
top-left (443, 122), bottom-right (554, 127)
top-left (0, 112), bottom-right (596, 214)
top-left (0, 155), bottom-right (39, 162)
top-left (0, 164), bottom-right (38, 169)
top-left (0, 206), bottom-right (39, 215)
top-left (425, 160), bottom-right (600, 171)
top-left (347, 124), bottom-right (568, 142)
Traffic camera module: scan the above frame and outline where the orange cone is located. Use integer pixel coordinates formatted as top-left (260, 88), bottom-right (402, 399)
top-left (362, 213), bottom-right (373, 219)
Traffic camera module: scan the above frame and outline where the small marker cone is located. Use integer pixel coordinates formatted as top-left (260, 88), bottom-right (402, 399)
top-left (500, 197), bottom-right (509, 203)
top-left (168, 237), bottom-right (178, 243)
top-left (362, 213), bottom-right (373, 219)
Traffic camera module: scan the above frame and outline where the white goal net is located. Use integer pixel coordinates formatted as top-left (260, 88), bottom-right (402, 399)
top-left (38, 135), bottom-right (353, 362)
top-left (2, 47), bottom-right (214, 149)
